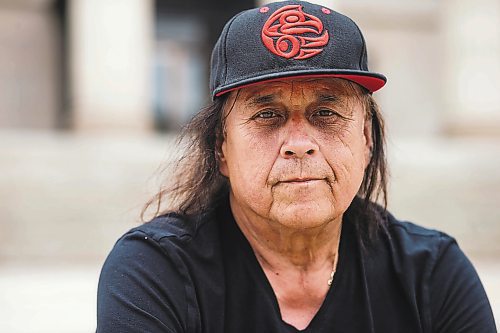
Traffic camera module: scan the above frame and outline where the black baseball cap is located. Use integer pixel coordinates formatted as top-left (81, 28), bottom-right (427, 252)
top-left (210, 0), bottom-right (386, 99)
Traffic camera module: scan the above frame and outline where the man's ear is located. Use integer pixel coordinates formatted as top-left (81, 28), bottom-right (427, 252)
top-left (217, 90), bottom-right (238, 178)
top-left (363, 117), bottom-right (373, 169)
top-left (218, 139), bottom-right (229, 177)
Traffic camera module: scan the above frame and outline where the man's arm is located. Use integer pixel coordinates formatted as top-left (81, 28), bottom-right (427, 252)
top-left (430, 239), bottom-right (496, 333)
top-left (96, 230), bottom-right (187, 333)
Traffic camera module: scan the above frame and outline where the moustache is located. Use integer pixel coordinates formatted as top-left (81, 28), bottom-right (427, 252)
top-left (268, 161), bottom-right (335, 185)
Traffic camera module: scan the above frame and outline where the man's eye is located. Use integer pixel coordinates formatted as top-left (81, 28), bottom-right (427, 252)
top-left (315, 109), bottom-right (336, 117)
top-left (255, 110), bottom-right (279, 119)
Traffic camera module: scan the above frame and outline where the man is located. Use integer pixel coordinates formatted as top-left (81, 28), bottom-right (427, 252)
top-left (97, 1), bottom-right (496, 332)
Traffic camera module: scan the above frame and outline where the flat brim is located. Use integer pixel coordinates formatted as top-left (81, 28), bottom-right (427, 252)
top-left (214, 71), bottom-right (387, 98)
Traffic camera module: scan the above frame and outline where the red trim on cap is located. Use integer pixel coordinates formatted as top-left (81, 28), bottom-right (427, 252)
top-left (215, 74), bottom-right (386, 97)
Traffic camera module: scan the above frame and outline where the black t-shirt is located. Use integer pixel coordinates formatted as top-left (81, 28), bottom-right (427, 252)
top-left (96, 200), bottom-right (496, 332)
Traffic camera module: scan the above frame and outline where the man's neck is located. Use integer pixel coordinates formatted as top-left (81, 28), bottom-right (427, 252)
top-left (229, 194), bottom-right (343, 271)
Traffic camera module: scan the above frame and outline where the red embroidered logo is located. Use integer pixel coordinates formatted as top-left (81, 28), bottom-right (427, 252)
top-left (261, 5), bottom-right (329, 60)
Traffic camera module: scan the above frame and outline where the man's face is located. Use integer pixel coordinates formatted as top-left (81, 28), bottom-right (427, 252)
top-left (219, 78), bottom-right (372, 230)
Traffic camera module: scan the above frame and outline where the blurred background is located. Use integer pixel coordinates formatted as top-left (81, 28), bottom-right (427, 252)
top-left (0, 0), bottom-right (499, 331)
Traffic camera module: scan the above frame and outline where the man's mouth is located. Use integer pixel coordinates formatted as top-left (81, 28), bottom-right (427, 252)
top-left (279, 177), bottom-right (324, 184)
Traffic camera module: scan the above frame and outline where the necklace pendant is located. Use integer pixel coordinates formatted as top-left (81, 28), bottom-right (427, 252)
top-left (327, 270), bottom-right (335, 286)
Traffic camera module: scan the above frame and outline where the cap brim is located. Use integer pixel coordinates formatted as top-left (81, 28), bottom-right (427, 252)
top-left (214, 71), bottom-right (386, 98)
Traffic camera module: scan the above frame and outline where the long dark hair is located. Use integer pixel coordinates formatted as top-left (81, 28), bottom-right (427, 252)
top-left (142, 87), bottom-right (388, 245)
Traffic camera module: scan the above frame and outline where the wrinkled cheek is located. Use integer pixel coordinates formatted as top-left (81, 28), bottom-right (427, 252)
top-left (348, 153), bottom-right (368, 191)
top-left (228, 159), bottom-right (274, 213)
top-left (335, 177), bottom-right (362, 208)
top-left (328, 156), bottom-right (366, 207)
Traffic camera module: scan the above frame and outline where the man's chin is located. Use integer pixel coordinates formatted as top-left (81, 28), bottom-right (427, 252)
top-left (271, 183), bottom-right (334, 203)
top-left (269, 204), bottom-right (338, 230)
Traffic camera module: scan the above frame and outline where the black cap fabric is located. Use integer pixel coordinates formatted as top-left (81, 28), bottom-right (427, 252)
top-left (210, 0), bottom-right (386, 99)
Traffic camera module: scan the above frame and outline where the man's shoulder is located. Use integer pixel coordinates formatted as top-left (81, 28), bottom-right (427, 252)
top-left (375, 211), bottom-right (458, 269)
top-left (385, 212), bottom-right (455, 248)
top-left (104, 209), bottom-right (223, 278)
top-left (124, 210), bottom-right (220, 249)
top-left (98, 209), bottom-right (224, 332)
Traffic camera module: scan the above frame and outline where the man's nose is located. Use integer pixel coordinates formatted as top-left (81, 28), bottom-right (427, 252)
top-left (279, 120), bottom-right (319, 159)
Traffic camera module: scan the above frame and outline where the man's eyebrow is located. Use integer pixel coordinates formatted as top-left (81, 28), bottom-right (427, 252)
top-left (317, 94), bottom-right (339, 103)
top-left (246, 94), bottom-right (276, 107)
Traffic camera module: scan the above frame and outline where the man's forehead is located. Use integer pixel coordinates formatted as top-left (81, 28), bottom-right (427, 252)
top-left (239, 78), bottom-right (359, 103)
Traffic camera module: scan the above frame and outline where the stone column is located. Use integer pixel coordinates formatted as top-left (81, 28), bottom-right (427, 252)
top-left (69, 0), bottom-right (153, 131)
top-left (441, 0), bottom-right (500, 135)
top-left (0, 0), bottom-right (59, 129)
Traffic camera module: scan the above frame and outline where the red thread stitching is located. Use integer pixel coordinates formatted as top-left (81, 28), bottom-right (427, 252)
top-left (261, 5), bottom-right (329, 60)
